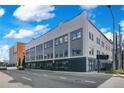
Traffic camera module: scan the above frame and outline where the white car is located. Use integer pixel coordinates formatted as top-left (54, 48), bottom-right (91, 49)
top-left (0, 66), bottom-right (7, 70)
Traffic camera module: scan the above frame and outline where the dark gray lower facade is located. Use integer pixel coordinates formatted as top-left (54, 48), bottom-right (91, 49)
top-left (25, 57), bottom-right (112, 72)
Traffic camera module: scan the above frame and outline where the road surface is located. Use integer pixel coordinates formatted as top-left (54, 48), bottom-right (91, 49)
top-left (0, 69), bottom-right (112, 88)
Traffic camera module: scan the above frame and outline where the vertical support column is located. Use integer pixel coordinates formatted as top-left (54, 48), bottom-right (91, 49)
top-left (86, 57), bottom-right (89, 72)
top-left (35, 46), bottom-right (36, 62)
top-left (43, 43), bottom-right (44, 61)
top-left (53, 39), bottom-right (55, 60)
top-left (52, 39), bottom-right (55, 70)
top-left (68, 32), bottom-right (71, 57)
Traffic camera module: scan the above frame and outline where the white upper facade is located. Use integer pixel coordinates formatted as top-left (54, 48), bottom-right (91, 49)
top-left (25, 11), bottom-right (112, 60)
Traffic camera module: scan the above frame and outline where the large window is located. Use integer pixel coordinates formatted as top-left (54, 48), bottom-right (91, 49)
top-left (64, 35), bottom-right (68, 42)
top-left (64, 50), bottom-right (68, 57)
top-left (55, 39), bottom-right (59, 45)
top-left (55, 53), bottom-right (58, 58)
top-left (55, 34), bottom-right (68, 45)
top-left (25, 49), bottom-right (30, 61)
top-left (44, 40), bottom-right (53, 48)
top-left (72, 29), bottom-right (82, 40)
top-left (36, 44), bottom-right (43, 60)
top-left (72, 33), bottom-right (77, 40)
top-left (77, 31), bottom-right (81, 38)
top-left (72, 48), bottom-right (81, 56)
top-left (30, 47), bottom-right (35, 60)
top-left (59, 37), bottom-right (63, 44)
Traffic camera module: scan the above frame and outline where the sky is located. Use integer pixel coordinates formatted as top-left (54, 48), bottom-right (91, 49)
top-left (0, 5), bottom-right (124, 62)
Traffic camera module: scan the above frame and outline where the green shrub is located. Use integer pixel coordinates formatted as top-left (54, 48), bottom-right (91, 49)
top-left (115, 69), bottom-right (124, 74)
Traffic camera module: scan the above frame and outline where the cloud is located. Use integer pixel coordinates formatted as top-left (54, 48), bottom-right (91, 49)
top-left (33, 24), bottom-right (50, 37)
top-left (80, 5), bottom-right (98, 23)
top-left (120, 20), bottom-right (124, 31)
top-left (4, 24), bottom-right (50, 39)
top-left (80, 5), bottom-right (98, 10)
top-left (34, 24), bottom-right (49, 31)
top-left (13, 5), bottom-right (55, 22)
top-left (104, 32), bottom-right (113, 41)
top-left (4, 29), bottom-right (33, 39)
top-left (0, 45), bottom-right (9, 62)
top-left (100, 27), bottom-right (113, 40)
top-left (100, 27), bottom-right (111, 33)
top-left (0, 7), bottom-right (5, 16)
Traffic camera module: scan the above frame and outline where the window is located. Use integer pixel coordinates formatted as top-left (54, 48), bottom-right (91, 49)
top-left (96, 37), bottom-right (100, 45)
top-left (72, 31), bottom-right (82, 40)
top-left (92, 48), bottom-right (94, 55)
top-left (89, 48), bottom-right (94, 55)
top-left (92, 34), bottom-right (94, 41)
top-left (44, 55), bottom-right (47, 59)
top-left (44, 43), bottom-right (47, 49)
top-left (40, 55), bottom-right (43, 59)
top-left (72, 33), bottom-right (77, 40)
top-left (55, 53), bottom-right (58, 58)
top-left (64, 35), bottom-right (68, 42)
top-left (59, 37), bottom-right (63, 44)
top-left (89, 32), bottom-right (92, 40)
top-left (89, 32), bottom-right (93, 41)
top-left (55, 39), bottom-right (59, 45)
top-left (72, 48), bottom-right (81, 56)
top-left (51, 53), bottom-right (53, 58)
top-left (48, 40), bottom-right (53, 47)
top-left (47, 54), bottom-right (49, 59)
top-left (64, 50), bottom-right (68, 57)
top-left (77, 31), bottom-right (81, 38)
top-left (97, 50), bottom-right (100, 55)
top-left (59, 52), bottom-right (63, 57)
top-left (101, 41), bottom-right (104, 47)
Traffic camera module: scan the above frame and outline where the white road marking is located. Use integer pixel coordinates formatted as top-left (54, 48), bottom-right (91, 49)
top-left (25, 72), bottom-right (31, 74)
top-left (21, 76), bottom-right (32, 81)
top-left (59, 76), bottom-right (67, 80)
top-left (6, 71), bottom-right (10, 74)
top-left (85, 80), bottom-right (96, 83)
top-left (43, 74), bottom-right (48, 77)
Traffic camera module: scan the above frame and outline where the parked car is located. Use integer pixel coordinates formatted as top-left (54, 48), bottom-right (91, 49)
top-left (17, 66), bottom-right (24, 70)
top-left (0, 65), bottom-right (7, 70)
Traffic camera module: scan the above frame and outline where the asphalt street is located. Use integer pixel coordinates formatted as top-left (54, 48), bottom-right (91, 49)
top-left (0, 69), bottom-right (112, 88)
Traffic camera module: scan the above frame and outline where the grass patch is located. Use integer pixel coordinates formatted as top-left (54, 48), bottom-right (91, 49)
top-left (115, 69), bottom-right (124, 74)
top-left (105, 68), bottom-right (124, 74)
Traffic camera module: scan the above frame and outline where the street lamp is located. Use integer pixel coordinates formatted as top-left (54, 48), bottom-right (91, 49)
top-left (107, 5), bottom-right (116, 72)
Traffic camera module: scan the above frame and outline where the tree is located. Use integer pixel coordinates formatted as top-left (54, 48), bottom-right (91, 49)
top-left (18, 58), bottom-right (21, 66)
top-left (22, 56), bottom-right (25, 68)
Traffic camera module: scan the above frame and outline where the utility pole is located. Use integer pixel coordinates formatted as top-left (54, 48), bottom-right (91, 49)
top-left (118, 25), bottom-right (122, 69)
top-left (115, 32), bottom-right (118, 69)
top-left (107, 5), bottom-right (116, 72)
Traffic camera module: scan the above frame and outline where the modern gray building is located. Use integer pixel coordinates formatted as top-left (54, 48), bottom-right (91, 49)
top-left (25, 11), bottom-right (113, 72)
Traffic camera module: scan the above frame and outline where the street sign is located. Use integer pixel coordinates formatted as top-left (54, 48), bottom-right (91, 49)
top-left (97, 55), bottom-right (109, 60)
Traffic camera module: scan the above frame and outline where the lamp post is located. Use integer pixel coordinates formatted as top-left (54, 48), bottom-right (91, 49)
top-left (107, 5), bottom-right (116, 72)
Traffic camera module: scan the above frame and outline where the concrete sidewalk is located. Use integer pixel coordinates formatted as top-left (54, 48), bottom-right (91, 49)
top-left (0, 71), bottom-right (31, 88)
top-left (98, 74), bottom-right (124, 88)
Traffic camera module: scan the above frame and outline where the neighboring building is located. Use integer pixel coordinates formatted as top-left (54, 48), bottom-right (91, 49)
top-left (25, 11), bottom-right (113, 72)
top-left (9, 42), bottom-right (25, 66)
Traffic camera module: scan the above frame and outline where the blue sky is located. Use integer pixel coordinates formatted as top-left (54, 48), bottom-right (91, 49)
top-left (0, 5), bottom-right (124, 61)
